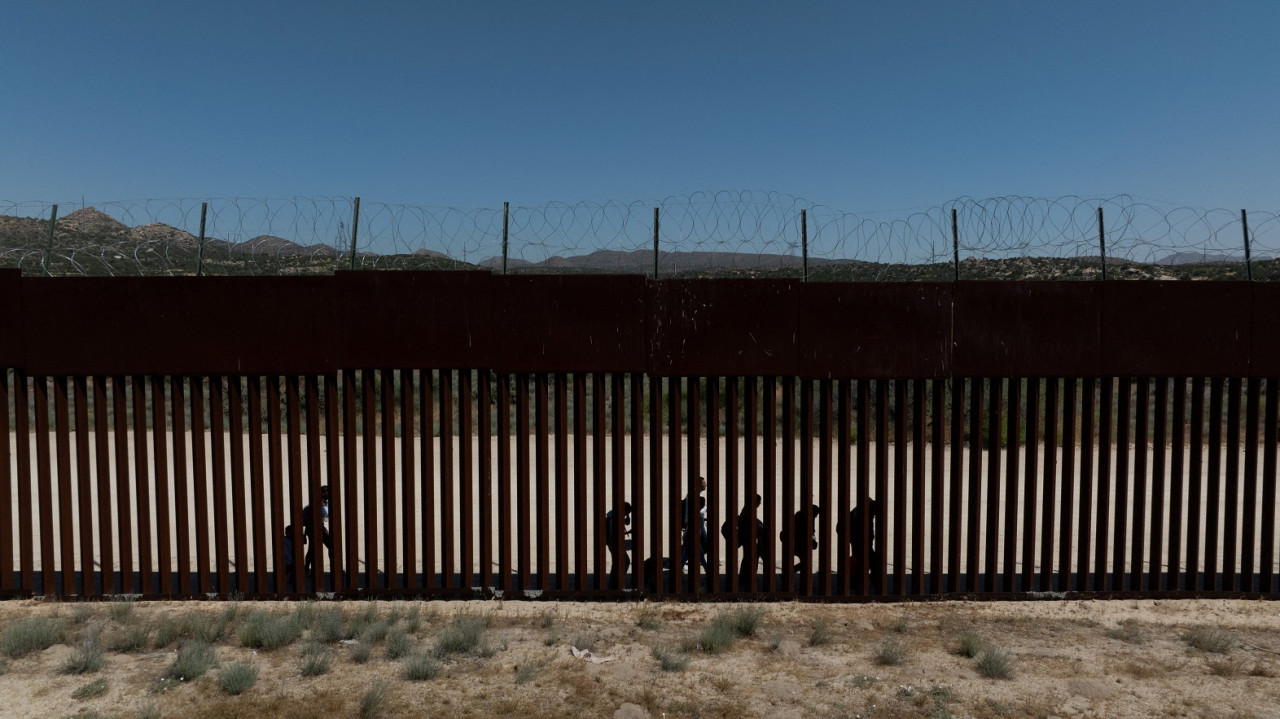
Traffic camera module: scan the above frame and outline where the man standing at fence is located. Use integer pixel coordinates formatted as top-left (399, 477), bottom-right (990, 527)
top-left (681, 476), bottom-right (708, 572)
top-left (604, 501), bottom-right (633, 588)
top-left (302, 485), bottom-right (332, 580)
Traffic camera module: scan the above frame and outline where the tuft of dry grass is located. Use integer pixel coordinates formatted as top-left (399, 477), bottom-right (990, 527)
top-left (1106, 618), bottom-right (1147, 644)
top-left (1206, 657), bottom-right (1245, 677)
top-left (60, 635), bottom-right (106, 675)
top-left (652, 644), bottom-right (691, 672)
top-left (299, 642), bottom-right (333, 676)
top-left (167, 639), bottom-right (218, 682)
top-left (218, 661), bottom-right (259, 695)
top-left (359, 680), bottom-right (390, 719)
top-left (71, 676), bottom-right (109, 700)
top-left (1183, 625), bottom-right (1236, 654)
top-left (637, 606), bottom-right (662, 631)
top-left (402, 652), bottom-right (443, 681)
top-left (874, 638), bottom-right (908, 666)
top-left (0, 616), bottom-right (66, 658)
top-left (808, 618), bottom-right (834, 647)
top-left (955, 629), bottom-right (986, 658)
top-left (976, 647), bottom-right (1014, 679)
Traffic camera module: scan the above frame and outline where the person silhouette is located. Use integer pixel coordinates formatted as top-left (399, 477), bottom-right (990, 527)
top-left (301, 485), bottom-right (332, 577)
top-left (723, 493), bottom-right (765, 591)
top-left (604, 501), bottom-right (633, 587)
top-left (680, 477), bottom-right (708, 571)
top-left (837, 498), bottom-right (881, 590)
top-left (779, 504), bottom-right (821, 575)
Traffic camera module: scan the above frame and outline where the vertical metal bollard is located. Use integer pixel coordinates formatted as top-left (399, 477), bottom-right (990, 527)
top-left (1242, 209), bottom-right (1252, 282)
top-left (951, 208), bottom-right (959, 282)
top-left (1098, 207), bottom-right (1108, 281)
top-left (652, 207), bottom-right (660, 279)
top-left (42, 204), bottom-right (58, 277)
top-left (502, 201), bottom-right (510, 275)
top-left (801, 208), bottom-right (808, 282)
top-left (348, 197), bottom-right (362, 271)
top-left (196, 202), bottom-right (208, 277)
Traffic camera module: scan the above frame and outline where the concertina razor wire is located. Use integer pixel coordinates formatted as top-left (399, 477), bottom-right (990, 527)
top-left (1, 192), bottom-right (1277, 280)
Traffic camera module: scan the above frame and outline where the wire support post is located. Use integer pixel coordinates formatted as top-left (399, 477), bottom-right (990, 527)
top-left (42, 204), bottom-right (58, 277)
top-left (502, 201), bottom-right (510, 275)
top-left (196, 202), bottom-right (207, 277)
top-left (348, 197), bottom-right (361, 271)
top-left (951, 208), bottom-right (959, 281)
top-left (801, 208), bottom-right (809, 282)
top-left (1098, 206), bottom-right (1108, 281)
top-left (652, 207), bottom-right (660, 279)
top-left (1241, 209), bottom-right (1252, 282)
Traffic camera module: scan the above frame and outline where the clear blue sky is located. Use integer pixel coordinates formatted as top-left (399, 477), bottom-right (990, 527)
top-left (2, 0), bottom-right (1277, 213)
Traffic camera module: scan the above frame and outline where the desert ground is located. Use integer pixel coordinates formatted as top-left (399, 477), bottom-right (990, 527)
top-left (1, 597), bottom-right (1278, 719)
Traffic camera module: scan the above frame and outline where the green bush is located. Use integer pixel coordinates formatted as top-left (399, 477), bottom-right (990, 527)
top-left (188, 612), bottom-right (229, 644)
top-left (1107, 618), bottom-right (1147, 645)
top-left (167, 640), bottom-right (218, 682)
top-left (727, 606), bottom-right (766, 637)
top-left (637, 607), bottom-right (662, 631)
top-left (652, 645), bottom-right (690, 672)
top-left (133, 699), bottom-right (162, 719)
top-left (71, 677), bottom-right (108, 700)
top-left (293, 602), bottom-right (319, 629)
top-left (697, 618), bottom-right (739, 654)
top-left (432, 616), bottom-right (486, 658)
top-left (1183, 626), bottom-right (1235, 654)
top-left (808, 619), bottom-right (833, 647)
top-left (515, 660), bottom-right (544, 684)
top-left (955, 629), bottom-right (985, 658)
top-left (300, 644), bottom-right (333, 677)
top-left (153, 616), bottom-right (186, 649)
top-left (385, 629), bottom-right (412, 660)
top-left (975, 647), bottom-right (1013, 679)
top-left (239, 611), bottom-right (303, 651)
top-left (402, 652), bottom-right (443, 681)
top-left (60, 637), bottom-right (106, 675)
top-left (0, 617), bottom-right (66, 658)
top-left (109, 625), bottom-right (150, 653)
top-left (349, 639), bottom-right (373, 664)
top-left (363, 618), bottom-right (393, 644)
top-left (404, 604), bottom-right (424, 634)
top-left (359, 680), bottom-right (390, 719)
top-left (218, 662), bottom-right (259, 695)
top-left (109, 599), bottom-right (136, 624)
top-left (311, 608), bottom-right (344, 644)
top-left (874, 639), bottom-right (908, 666)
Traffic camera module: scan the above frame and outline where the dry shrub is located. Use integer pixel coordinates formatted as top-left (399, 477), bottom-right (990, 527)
top-left (1183, 625), bottom-right (1236, 654)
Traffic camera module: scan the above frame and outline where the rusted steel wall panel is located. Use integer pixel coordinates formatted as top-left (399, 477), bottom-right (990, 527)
top-left (1100, 282), bottom-right (1250, 377)
top-left (19, 277), bottom-right (343, 376)
top-left (493, 276), bottom-right (647, 373)
top-left (7, 275), bottom-right (1277, 379)
top-left (1249, 285), bottom-right (1280, 376)
top-left (798, 283), bottom-right (951, 378)
top-left (0, 269), bottom-right (23, 366)
top-left (648, 279), bottom-right (800, 377)
top-left (953, 283), bottom-right (1101, 377)
top-left (334, 271), bottom-right (491, 370)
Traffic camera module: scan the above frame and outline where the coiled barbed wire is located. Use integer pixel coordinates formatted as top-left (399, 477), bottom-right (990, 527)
top-left (1, 193), bottom-right (1275, 279)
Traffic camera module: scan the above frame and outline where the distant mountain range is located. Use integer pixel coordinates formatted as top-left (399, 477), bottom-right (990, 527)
top-left (476, 249), bottom-right (842, 273)
top-left (1, 207), bottom-right (1275, 281)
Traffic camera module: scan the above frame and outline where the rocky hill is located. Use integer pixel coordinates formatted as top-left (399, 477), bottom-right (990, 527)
top-left (2, 207), bottom-right (1275, 280)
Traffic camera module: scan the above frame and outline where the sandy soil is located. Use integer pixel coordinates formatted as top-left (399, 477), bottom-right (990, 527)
top-left (1, 598), bottom-right (1278, 719)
